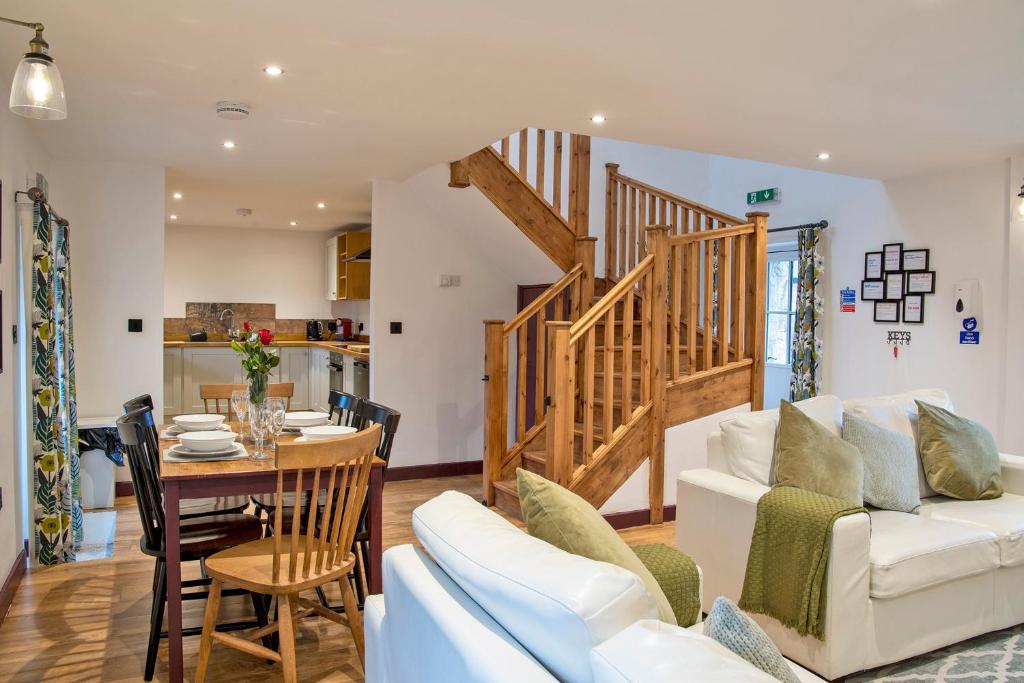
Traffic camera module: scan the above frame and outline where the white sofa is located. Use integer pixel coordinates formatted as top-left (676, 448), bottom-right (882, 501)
top-left (676, 390), bottom-right (1024, 681)
top-left (366, 490), bottom-right (824, 682)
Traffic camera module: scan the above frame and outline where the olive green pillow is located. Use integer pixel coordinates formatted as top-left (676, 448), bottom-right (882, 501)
top-left (773, 400), bottom-right (864, 506)
top-left (515, 468), bottom-right (677, 625)
top-left (916, 401), bottom-right (1002, 500)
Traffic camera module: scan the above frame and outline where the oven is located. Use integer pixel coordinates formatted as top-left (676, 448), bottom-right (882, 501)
top-left (329, 352), bottom-right (345, 394)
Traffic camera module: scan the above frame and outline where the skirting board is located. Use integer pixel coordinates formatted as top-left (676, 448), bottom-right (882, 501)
top-left (0, 540), bottom-right (29, 629)
top-left (603, 505), bottom-right (677, 530)
top-left (113, 460), bottom-right (486, 497)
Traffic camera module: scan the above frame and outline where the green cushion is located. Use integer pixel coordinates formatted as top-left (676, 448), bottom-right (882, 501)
top-left (773, 400), bottom-right (864, 506)
top-left (916, 401), bottom-right (1002, 500)
top-left (630, 543), bottom-right (701, 627)
top-left (515, 468), bottom-right (677, 625)
top-left (843, 413), bottom-right (921, 514)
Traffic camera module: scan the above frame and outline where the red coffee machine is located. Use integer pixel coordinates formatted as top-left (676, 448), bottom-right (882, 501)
top-left (336, 318), bottom-right (354, 341)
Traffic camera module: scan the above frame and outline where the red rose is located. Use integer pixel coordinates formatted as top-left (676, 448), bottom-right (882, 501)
top-left (257, 328), bottom-right (273, 345)
top-left (243, 321), bottom-right (252, 332)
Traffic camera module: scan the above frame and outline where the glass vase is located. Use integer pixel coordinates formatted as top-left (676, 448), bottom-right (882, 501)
top-left (248, 372), bottom-right (269, 405)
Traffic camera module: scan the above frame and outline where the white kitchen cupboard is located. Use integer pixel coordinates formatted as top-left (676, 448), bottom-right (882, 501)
top-left (326, 236), bottom-right (339, 300)
top-left (308, 346), bottom-right (332, 412)
top-left (278, 347), bottom-right (309, 411)
top-left (163, 348), bottom-right (184, 417)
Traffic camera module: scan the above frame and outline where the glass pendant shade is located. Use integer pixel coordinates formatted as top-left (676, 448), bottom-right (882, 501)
top-left (10, 52), bottom-right (66, 120)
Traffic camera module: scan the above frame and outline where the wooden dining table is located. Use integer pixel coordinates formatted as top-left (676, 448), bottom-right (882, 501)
top-left (158, 424), bottom-right (385, 683)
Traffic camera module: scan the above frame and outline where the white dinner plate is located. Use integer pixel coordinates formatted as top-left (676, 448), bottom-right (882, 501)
top-left (168, 442), bottom-right (242, 458)
top-left (284, 411), bottom-right (330, 428)
top-left (172, 414), bottom-right (226, 432)
top-left (178, 430), bottom-right (238, 453)
top-left (299, 425), bottom-right (357, 440)
top-left (164, 444), bottom-right (248, 462)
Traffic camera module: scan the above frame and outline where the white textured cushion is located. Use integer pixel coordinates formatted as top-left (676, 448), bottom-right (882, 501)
top-left (843, 389), bottom-right (954, 498)
top-left (719, 395), bottom-right (843, 485)
top-left (590, 620), bottom-right (779, 683)
top-left (413, 491), bottom-right (656, 683)
top-left (868, 509), bottom-right (999, 598)
top-left (921, 494), bottom-right (1024, 567)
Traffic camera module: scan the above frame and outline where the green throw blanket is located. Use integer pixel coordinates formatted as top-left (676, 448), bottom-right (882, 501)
top-left (738, 486), bottom-right (865, 640)
top-left (631, 543), bottom-right (701, 627)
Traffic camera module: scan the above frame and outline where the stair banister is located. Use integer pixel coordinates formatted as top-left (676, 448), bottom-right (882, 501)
top-left (747, 211), bottom-right (768, 411)
top-left (646, 226), bottom-right (670, 524)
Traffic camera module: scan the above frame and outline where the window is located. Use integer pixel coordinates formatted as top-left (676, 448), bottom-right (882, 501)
top-left (765, 251), bottom-right (798, 366)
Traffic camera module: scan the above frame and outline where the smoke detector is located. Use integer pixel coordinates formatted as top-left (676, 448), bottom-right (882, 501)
top-left (236, 208), bottom-right (253, 217)
top-left (216, 101), bottom-right (252, 120)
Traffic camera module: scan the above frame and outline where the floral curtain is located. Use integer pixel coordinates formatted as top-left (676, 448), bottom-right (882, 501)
top-left (30, 195), bottom-right (82, 565)
top-left (789, 227), bottom-right (823, 402)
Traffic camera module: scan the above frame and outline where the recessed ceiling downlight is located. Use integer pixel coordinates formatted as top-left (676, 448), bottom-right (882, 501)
top-left (316, 202), bottom-right (326, 209)
top-left (222, 140), bottom-right (236, 149)
top-left (289, 221), bottom-right (297, 226)
top-left (172, 192), bottom-right (182, 200)
top-left (169, 214), bottom-right (177, 220)
top-left (263, 65), bottom-right (284, 77)
top-left (816, 152), bottom-right (831, 161)
top-left (590, 114), bottom-right (606, 123)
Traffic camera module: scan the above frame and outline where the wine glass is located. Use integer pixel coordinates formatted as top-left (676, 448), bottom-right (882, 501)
top-left (267, 398), bottom-right (287, 449)
top-left (230, 390), bottom-right (250, 442)
top-left (248, 403), bottom-right (271, 460)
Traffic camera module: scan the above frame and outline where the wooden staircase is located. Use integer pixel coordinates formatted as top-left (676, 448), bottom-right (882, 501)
top-left (451, 129), bottom-right (768, 525)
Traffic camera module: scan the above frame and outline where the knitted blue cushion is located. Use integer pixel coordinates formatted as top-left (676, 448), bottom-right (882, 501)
top-left (703, 597), bottom-right (800, 683)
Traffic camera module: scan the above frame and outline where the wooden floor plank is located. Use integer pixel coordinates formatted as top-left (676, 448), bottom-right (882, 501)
top-left (0, 475), bottom-right (674, 682)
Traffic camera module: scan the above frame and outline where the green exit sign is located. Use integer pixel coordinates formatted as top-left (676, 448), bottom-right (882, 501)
top-left (746, 188), bottom-right (779, 205)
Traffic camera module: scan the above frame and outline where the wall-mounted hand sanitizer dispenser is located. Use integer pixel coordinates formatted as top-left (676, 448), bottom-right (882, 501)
top-left (954, 279), bottom-right (982, 331)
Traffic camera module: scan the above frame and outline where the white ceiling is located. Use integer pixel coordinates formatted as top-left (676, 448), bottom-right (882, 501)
top-left (4, 0), bottom-right (1023, 230)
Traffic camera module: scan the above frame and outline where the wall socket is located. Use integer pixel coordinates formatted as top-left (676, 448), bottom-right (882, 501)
top-left (438, 274), bottom-right (461, 287)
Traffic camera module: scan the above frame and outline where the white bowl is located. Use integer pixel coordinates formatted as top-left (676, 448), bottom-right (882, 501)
top-left (178, 430), bottom-right (238, 453)
top-left (285, 411), bottom-right (331, 428)
top-left (299, 425), bottom-right (357, 441)
top-left (172, 414), bottom-right (226, 432)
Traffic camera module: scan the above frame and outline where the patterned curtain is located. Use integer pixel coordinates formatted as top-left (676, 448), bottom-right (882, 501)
top-left (31, 196), bottom-right (82, 565)
top-left (789, 227), bottom-right (823, 402)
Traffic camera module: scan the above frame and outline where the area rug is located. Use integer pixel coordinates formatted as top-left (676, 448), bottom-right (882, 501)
top-left (848, 625), bottom-right (1024, 682)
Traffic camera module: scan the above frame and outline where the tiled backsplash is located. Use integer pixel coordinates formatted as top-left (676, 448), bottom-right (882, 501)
top-left (164, 302), bottom-right (335, 341)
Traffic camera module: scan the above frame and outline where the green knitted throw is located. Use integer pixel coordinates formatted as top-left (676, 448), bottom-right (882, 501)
top-left (738, 486), bottom-right (865, 641)
top-left (630, 543), bottom-right (701, 627)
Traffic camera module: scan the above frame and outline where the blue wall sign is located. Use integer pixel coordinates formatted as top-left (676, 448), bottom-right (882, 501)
top-left (962, 317), bottom-right (978, 332)
top-left (959, 331), bottom-right (980, 345)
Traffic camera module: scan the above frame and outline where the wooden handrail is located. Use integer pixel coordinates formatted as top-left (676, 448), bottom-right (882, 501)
top-left (504, 264), bottom-right (583, 334)
top-left (669, 222), bottom-right (755, 245)
top-left (610, 171), bottom-right (745, 226)
top-left (570, 254), bottom-right (654, 343)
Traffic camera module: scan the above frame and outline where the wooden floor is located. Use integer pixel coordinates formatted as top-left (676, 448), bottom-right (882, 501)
top-left (0, 475), bottom-right (674, 682)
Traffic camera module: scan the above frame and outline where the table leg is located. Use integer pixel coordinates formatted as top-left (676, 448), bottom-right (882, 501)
top-left (368, 466), bottom-right (383, 594)
top-left (165, 479), bottom-right (184, 683)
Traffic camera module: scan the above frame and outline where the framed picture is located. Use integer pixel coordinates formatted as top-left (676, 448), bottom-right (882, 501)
top-left (864, 252), bottom-right (883, 279)
top-left (905, 271), bottom-right (936, 294)
top-left (903, 294), bottom-right (924, 323)
top-left (885, 272), bottom-right (905, 300)
top-left (883, 242), bottom-right (903, 272)
top-left (902, 248), bottom-right (929, 272)
top-left (874, 301), bottom-right (900, 323)
top-left (861, 279), bottom-right (885, 300)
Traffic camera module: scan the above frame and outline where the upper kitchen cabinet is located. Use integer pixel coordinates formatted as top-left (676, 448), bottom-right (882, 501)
top-left (326, 231), bottom-right (371, 301)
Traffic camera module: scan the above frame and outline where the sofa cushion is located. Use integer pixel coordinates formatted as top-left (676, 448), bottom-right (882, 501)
top-left (916, 401), bottom-right (1002, 501)
top-left (516, 468), bottom-right (677, 625)
top-left (843, 388), bottom-right (954, 498)
top-left (703, 597), bottom-right (800, 683)
top-left (719, 395), bottom-right (842, 486)
top-left (843, 413), bottom-right (921, 514)
top-left (868, 509), bottom-right (999, 599)
top-left (774, 401), bottom-right (863, 505)
top-left (921, 494), bottom-right (1024, 567)
top-left (413, 491), bottom-right (657, 683)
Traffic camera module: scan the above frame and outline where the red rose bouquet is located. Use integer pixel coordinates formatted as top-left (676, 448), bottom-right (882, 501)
top-left (230, 321), bottom-right (280, 403)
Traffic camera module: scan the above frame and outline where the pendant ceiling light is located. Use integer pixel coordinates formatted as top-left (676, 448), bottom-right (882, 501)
top-left (1, 17), bottom-right (66, 120)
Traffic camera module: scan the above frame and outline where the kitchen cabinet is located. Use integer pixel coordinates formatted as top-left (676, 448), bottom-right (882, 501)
top-left (326, 231), bottom-right (371, 301)
top-left (278, 347), bottom-right (309, 411)
top-left (308, 346), bottom-right (332, 412)
top-left (164, 348), bottom-right (184, 417)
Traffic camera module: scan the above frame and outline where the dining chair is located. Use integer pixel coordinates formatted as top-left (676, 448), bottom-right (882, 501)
top-left (327, 390), bottom-right (364, 428)
top-left (122, 396), bottom-right (248, 518)
top-left (195, 424), bottom-right (383, 682)
top-left (200, 382), bottom-right (295, 417)
top-left (117, 408), bottom-right (269, 681)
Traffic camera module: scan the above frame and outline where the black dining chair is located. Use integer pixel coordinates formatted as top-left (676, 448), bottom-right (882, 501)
top-left (122, 394), bottom-right (154, 413)
top-left (328, 390), bottom-right (365, 428)
top-left (116, 408), bottom-right (268, 681)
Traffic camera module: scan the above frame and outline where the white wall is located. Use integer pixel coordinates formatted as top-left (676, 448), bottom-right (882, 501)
top-left (49, 160), bottom-right (166, 421)
top-left (1, 111), bottom-right (50, 583)
top-left (1004, 155), bottom-right (1024, 453)
top-left (165, 225), bottom-right (333, 320)
top-left (370, 165), bottom-right (558, 468)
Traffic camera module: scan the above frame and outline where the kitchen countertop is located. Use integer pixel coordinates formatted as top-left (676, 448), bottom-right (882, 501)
top-left (162, 339), bottom-right (370, 360)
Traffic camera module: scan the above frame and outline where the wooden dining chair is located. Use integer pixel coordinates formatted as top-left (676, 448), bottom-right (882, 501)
top-left (200, 382), bottom-right (295, 417)
top-left (195, 423), bottom-right (383, 682)
top-left (117, 408), bottom-right (268, 681)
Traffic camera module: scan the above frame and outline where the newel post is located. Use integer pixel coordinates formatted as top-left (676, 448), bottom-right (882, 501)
top-left (605, 163), bottom-right (620, 281)
top-left (483, 320), bottom-right (507, 506)
top-left (545, 321), bottom-right (575, 487)
top-left (746, 212), bottom-right (769, 411)
top-left (574, 237), bottom-right (597, 321)
top-left (646, 226), bottom-right (670, 524)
